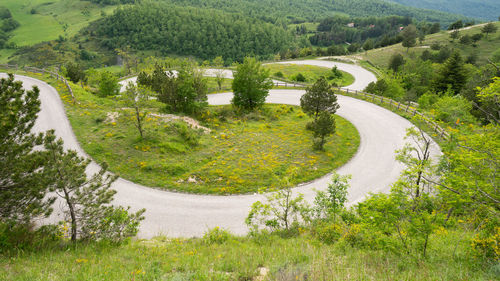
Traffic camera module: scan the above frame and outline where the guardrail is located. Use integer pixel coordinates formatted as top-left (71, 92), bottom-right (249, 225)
top-left (336, 86), bottom-right (450, 140)
top-left (0, 64), bottom-right (75, 103)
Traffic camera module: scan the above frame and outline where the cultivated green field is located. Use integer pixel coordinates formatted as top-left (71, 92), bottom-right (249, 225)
top-left (355, 22), bottom-right (500, 69)
top-left (1, 0), bottom-right (117, 46)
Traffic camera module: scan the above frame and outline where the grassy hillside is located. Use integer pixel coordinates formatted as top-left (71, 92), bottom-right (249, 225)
top-left (0, 229), bottom-right (495, 280)
top-left (1, 0), bottom-right (117, 46)
top-left (353, 22), bottom-right (500, 69)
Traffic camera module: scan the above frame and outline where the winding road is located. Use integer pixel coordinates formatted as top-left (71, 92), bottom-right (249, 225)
top-left (1, 59), bottom-right (440, 238)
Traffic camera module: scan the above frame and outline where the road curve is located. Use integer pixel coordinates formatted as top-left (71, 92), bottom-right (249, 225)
top-left (1, 60), bottom-right (439, 238)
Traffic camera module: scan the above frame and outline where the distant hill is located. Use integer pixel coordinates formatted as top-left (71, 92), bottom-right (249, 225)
top-left (161, 0), bottom-right (468, 26)
top-left (385, 0), bottom-right (500, 21)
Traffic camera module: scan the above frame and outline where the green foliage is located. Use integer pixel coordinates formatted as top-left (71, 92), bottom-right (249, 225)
top-left (433, 52), bottom-right (468, 94)
top-left (0, 6), bottom-right (12, 19)
top-left (313, 173), bottom-right (350, 220)
top-left (91, 2), bottom-right (293, 61)
top-left (0, 74), bottom-right (55, 223)
top-left (122, 83), bottom-right (151, 138)
top-left (364, 77), bottom-right (405, 100)
top-left (84, 0), bottom-right (135, 4)
top-left (246, 184), bottom-right (310, 234)
top-left (310, 16), bottom-right (410, 47)
top-left (481, 22), bottom-right (498, 38)
top-left (417, 92), bottom-right (439, 110)
top-left (98, 71), bottom-right (120, 97)
top-left (292, 73), bottom-right (306, 82)
top-left (310, 112), bottom-right (336, 151)
top-left (139, 63), bottom-right (208, 115)
top-left (300, 77), bottom-right (339, 121)
top-left (44, 135), bottom-right (145, 242)
top-left (65, 62), bottom-right (86, 84)
top-left (163, 0), bottom-right (464, 26)
top-left (203, 227), bottom-right (232, 245)
top-left (231, 57), bottom-right (273, 111)
top-left (431, 95), bottom-right (476, 124)
top-left (401, 24), bottom-right (418, 52)
top-left (1, 18), bottom-right (20, 32)
top-left (389, 53), bottom-right (405, 72)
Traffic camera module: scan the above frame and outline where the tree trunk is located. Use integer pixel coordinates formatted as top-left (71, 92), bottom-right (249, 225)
top-left (62, 187), bottom-right (77, 241)
top-left (135, 106), bottom-right (143, 138)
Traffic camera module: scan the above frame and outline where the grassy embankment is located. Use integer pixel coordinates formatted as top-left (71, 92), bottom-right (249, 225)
top-left (0, 228), bottom-right (494, 280)
top-left (354, 22), bottom-right (500, 69)
top-left (263, 63), bottom-right (355, 86)
top-left (67, 83), bottom-right (359, 194)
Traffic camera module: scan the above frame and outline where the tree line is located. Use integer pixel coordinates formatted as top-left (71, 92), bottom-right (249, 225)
top-left (87, 2), bottom-right (294, 62)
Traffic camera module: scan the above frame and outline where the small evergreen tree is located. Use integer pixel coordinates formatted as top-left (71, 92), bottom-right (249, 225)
top-left (0, 74), bottom-right (55, 223)
top-left (300, 77), bottom-right (339, 121)
top-left (481, 23), bottom-right (498, 39)
top-left (45, 135), bottom-right (145, 242)
top-left (401, 24), bottom-right (418, 52)
top-left (433, 52), bottom-right (468, 94)
top-left (310, 111), bottom-right (336, 151)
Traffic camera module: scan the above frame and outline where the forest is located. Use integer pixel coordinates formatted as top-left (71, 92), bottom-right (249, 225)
top-left (161, 0), bottom-right (466, 26)
top-left (88, 2), bottom-right (294, 62)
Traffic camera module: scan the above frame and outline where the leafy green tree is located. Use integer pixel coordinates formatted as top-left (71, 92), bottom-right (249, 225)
top-left (98, 71), bottom-right (120, 97)
top-left (139, 63), bottom-right (208, 114)
top-left (401, 24), bottom-right (418, 52)
top-left (1, 18), bottom-right (20, 32)
top-left (44, 136), bottom-right (145, 242)
top-left (231, 57), bottom-right (273, 111)
top-left (300, 77), bottom-right (339, 121)
top-left (123, 83), bottom-right (151, 138)
top-left (0, 74), bottom-right (55, 223)
top-left (475, 77), bottom-right (500, 124)
top-left (481, 22), bottom-right (498, 39)
top-left (432, 95), bottom-right (476, 124)
top-left (459, 34), bottom-right (472, 45)
top-left (450, 30), bottom-right (460, 41)
top-left (362, 38), bottom-right (374, 53)
top-left (313, 173), bottom-right (350, 221)
top-left (293, 73), bottom-right (306, 82)
top-left (246, 173), bottom-right (310, 233)
top-left (448, 20), bottom-right (463, 30)
top-left (389, 53), bottom-right (405, 72)
top-left (65, 63), bottom-right (86, 84)
top-left (433, 52), bottom-right (468, 94)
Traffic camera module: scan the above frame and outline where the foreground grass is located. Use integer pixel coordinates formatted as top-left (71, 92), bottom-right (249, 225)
top-left (66, 83), bottom-right (359, 195)
top-left (263, 63), bottom-right (355, 86)
top-left (0, 229), bottom-right (495, 281)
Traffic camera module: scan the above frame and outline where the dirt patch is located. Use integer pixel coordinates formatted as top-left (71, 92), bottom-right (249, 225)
top-left (151, 113), bottom-right (211, 133)
top-left (105, 112), bottom-right (120, 124)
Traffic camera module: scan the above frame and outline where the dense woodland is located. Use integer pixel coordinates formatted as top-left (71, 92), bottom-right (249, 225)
top-left (88, 3), bottom-right (294, 62)
top-left (161, 0), bottom-right (465, 26)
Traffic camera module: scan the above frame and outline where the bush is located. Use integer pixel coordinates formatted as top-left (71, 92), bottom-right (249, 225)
top-left (203, 227), bottom-right (231, 245)
top-left (432, 95), bottom-right (476, 124)
top-left (292, 73), bottom-right (306, 82)
top-left (1, 18), bottom-right (20, 32)
top-left (312, 221), bottom-right (344, 244)
top-left (274, 71), bottom-right (284, 78)
top-left (0, 223), bottom-right (62, 254)
top-left (173, 121), bottom-right (200, 146)
top-left (0, 7), bottom-right (12, 19)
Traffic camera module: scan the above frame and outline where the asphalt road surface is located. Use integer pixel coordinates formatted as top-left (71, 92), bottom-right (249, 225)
top-left (1, 59), bottom-right (440, 238)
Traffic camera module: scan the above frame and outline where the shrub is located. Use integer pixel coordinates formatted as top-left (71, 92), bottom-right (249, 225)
top-left (203, 227), bottom-right (231, 245)
top-left (274, 71), bottom-right (284, 78)
top-left (173, 121), bottom-right (200, 146)
top-left (312, 221), bottom-right (344, 244)
top-left (292, 73), bottom-right (306, 82)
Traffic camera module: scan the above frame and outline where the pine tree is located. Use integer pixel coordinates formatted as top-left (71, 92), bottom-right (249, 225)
top-left (300, 77), bottom-right (339, 121)
top-left (433, 52), bottom-right (468, 94)
top-left (0, 74), bottom-right (56, 223)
